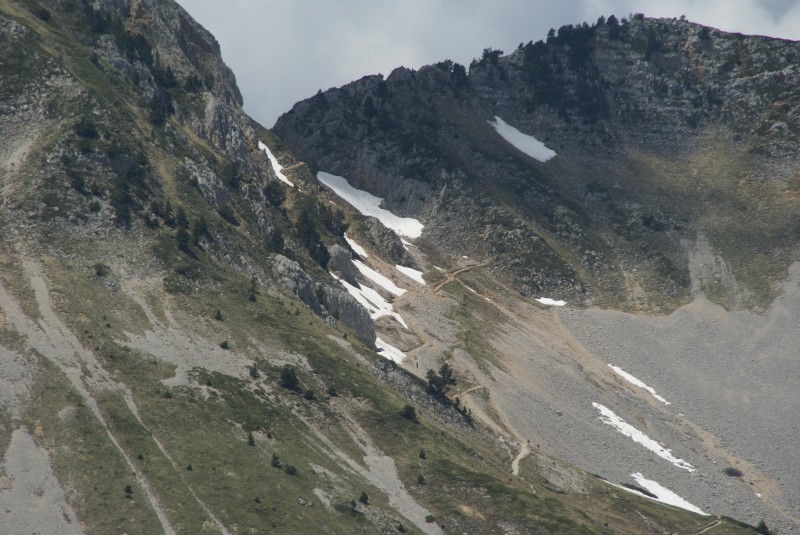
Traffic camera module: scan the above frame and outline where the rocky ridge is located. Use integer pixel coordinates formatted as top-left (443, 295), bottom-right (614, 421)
top-left (275, 14), bottom-right (800, 312)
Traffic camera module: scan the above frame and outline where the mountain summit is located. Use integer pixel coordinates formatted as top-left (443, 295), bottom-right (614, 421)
top-left (0, 2), bottom-right (795, 533)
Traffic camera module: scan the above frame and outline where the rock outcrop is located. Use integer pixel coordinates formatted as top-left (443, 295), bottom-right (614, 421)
top-left (271, 255), bottom-right (375, 346)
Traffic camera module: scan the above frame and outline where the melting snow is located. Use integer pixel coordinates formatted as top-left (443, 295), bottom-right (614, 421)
top-left (332, 275), bottom-right (408, 329)
top-left (592, 403), bottom-right (695, 472)
top-left (630, 473), bottom-right (707, 515)
top-left (536, 297), bottom-right (566, 307)
top-left (608, 364), bottom-right (671, 405)
top-left (375, 337), bottom-right (405, 363)
top-left (317, 172), bottom-right (423, 239)
top-left (344, 233), bottom-right (368, 258)
top-left (354, 260), bottom-right (406, 297)
top-left (258, 141), bottom-right (294, 186)
top-left (396, 265), bottom-right (425, 285)
top-left (489, 116), bottom-right (556, 162)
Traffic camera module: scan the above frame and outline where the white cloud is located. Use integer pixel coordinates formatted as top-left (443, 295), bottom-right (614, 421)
top-left (176, 0), bottom-right (800, 127)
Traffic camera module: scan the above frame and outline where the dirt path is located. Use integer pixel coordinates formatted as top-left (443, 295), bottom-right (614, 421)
top-left (0, 129), bottom-right (40, 208)
top-left (696, 518), bottom-right (722, 534)
top-left (433, 263), bottom-right (488, 292)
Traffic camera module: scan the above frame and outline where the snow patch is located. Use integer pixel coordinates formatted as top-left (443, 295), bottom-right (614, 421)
top-left (354, 260), bottom-right (406, 297)
top-left (489, 116), bottom-right (556, 162)
top-left (608, 364), bottom-right (670, 405)
top-left (344, 233), bottom-right (368, 258)
top-left (536, 297), bottom-right (566, 307)
top-left (317, 172), bottom-right (423, 239)
top-left (258, 141), bottom-right (293, 186)
top-left (400, 238), bottom-right (414, 249)
top-left (396, 265), bottom-right (425, 285)
top-left (375, 337), bottom-right (405, 363)
top-left (592, 403), bottom-right (695, 472)
top-left (332, 275), bottom-right (408, 329)
top-left (630, 473), bottom-right (707, 515)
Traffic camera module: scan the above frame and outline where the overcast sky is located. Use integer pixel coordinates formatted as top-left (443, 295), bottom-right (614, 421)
top-left (175, 0), bottom-right (800, 128)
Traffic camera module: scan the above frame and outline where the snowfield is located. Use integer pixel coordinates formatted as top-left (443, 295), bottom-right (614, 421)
top-left (489, 116), bottom-right (556, 162)
top-left (375, 337), bottom-right (406, 363)
top-left (317, 172), bottom-right (423, 239)
top-left (536, 297), bottom-right (566, 307)
top-left (331, 275), bottom-right (408, 329)
top-left (608, 364), bottom-right (671, 405)
top-left (257, 141), bottom-right (294, 186)
top-left (354, 260), bottom-right (406, 297)
top-left (592, 402), bottom-right (695, 472)
top-left (395, 265), bottom-right (425, 285)
top-left (344, 233), bottom-right (368, 258)
top-left (630, 473), bottom-right (707, 515)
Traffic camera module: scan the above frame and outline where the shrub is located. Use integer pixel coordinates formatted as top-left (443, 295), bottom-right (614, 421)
top-left (756, 520), bottom-right (772, 535)
top-left (426, 363), bottom-right (456, 397)
top-left (218, 204), bottom-right (239, 226)
top-left (396, 524), bottom-right (406, 533)
top-left (124, 484), bottom-right (133, 498)
top-left (425, 515), bottom-right (435, 523)
top-left (74, 118), bottom-right (98, 138)
top-left (214, 308), bottom-right (223, 321)
top-left (93, 263), bottom-right (110, 277)
top-left (192, 217), bottom-right (211, 245)
top-left (176, 228), bottom-right (191, 253)
top-left (303, 389), bottom-right (316, 401)
top-left (34, 6), bottom-right (51, 21)
top-left (247, 432), bottom-right (255, 446)
top-left (327, 386), bottom-right (338, 397)
top-left (358, 491), bottom-right (369, 505)
top-left (270, 453), bottom-right (281, 468)
top-left (417, 474), bottom-right (426, 485)
top-left (284, 464), bottom-right (297, 476)
top-left (401, 405), bottom-right (419, 423)
top-left (724, 466), bottom-right (743, 477)
top-left (419, 449), bottom-right (426, 459)
top-left (219, 340), bottom-right (229, 350)
top-left (279, 365), bottom-right (299, 390)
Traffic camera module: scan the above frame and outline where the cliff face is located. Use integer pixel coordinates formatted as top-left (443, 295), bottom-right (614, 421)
top-left (275, 15), bottom-right (800, 312)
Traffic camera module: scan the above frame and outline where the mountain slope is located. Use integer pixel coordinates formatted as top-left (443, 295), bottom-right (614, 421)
top-left (275, 15), bottom-right (800, 313)
top-left (0, 2), bottom-right (778, 534)
top-left (273, 14), bottom-right (800, 533)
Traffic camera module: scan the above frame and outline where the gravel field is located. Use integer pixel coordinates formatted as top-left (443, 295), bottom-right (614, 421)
top-left (556, 265), bottom-right (800, 533)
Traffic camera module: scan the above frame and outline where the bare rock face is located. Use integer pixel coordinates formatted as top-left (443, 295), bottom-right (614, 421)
top-left (271, 255), bottom-right (375, 346)
top-left (327, 244), bottom-right (359, 286)
top-left (316, 285), bottom-right (376, 347)
top-left (360, 219), bottom-right (418, 269)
